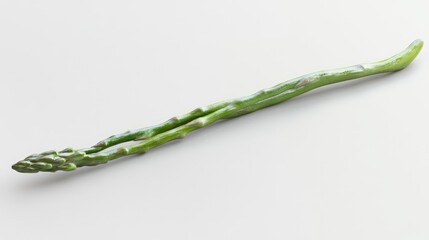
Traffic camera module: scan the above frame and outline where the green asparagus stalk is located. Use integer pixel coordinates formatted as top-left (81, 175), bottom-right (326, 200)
top-left (12, 39), bottom-right (423, 173)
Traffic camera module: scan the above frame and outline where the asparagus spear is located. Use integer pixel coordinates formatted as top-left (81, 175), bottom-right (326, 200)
top-left (12, 39), bottom-right (423, 173)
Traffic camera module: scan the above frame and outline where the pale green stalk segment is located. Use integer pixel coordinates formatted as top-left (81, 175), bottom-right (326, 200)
top-left (12, 40), bottom-right (423, 173)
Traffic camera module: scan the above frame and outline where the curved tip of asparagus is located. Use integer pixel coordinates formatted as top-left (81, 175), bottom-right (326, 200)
top-left (409, 39), bottom-right (424, 55)
top-left (383, 39), bottom-right (424, 71)
top-left (412, 38), bottom-right (424, 47)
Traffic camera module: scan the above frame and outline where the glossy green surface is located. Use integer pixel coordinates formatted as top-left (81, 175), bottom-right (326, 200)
top-left (12, 40), bottom-right (423, 173)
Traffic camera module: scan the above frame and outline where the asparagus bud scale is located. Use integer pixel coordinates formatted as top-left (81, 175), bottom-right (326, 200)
top-left (12, 40), bottom-right (424, 173)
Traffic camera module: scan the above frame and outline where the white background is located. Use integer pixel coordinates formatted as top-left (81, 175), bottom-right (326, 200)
top-left (1, 0), bottom-right (428, 239)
